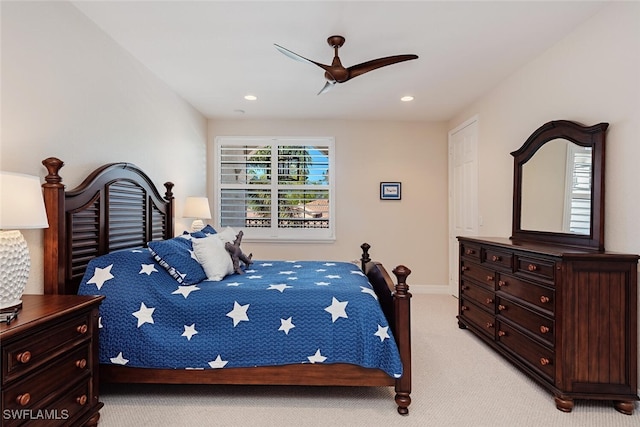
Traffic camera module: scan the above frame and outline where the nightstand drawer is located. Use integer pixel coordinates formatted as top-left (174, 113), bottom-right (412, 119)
top-left (2, 344), bottom-right (91, 414)
top-left (2, 311), bottom-right (92, 383)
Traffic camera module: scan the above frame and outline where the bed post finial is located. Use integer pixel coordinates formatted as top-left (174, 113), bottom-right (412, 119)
top-left (164, 182), bottom-right (175, 238)
top-left (392, 264), bottom-right (412, 415)
top-left (43, 157), bottom-right (64, 184)
top-left (360, 242), bottom-right (371, 272)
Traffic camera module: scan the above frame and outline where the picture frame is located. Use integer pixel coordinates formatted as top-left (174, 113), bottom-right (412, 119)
top-left (380, 182), bottom-right (401, 200)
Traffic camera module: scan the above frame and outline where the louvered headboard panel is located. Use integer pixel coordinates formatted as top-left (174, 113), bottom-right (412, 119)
top-left (43, 158), bottom-right (175, 295)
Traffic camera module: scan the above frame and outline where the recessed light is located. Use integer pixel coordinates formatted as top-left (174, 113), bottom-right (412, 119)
top-left (401, 96), bottom-right (414, 102)
top-left (244, 95), bottom-right (257, 101)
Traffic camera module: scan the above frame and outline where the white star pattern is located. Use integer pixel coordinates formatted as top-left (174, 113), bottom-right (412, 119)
top-left (279, 271), bottom-right (295, 275)
top-left (267, 284), bottom-right (293, 293)
top-left (172, 285), bottom-right (200, 298)
top-left (323, 263), bottom-right (336, 266)
top-left (226, 301), bottom-right (250, 326)
top-left (326, 275), bottom-right (341, 279)
top-left (307, 349), bottom-right (327, 363)
top-left (182, 324), bottom-right (198, 340)
top-left (260, 263), bottom-right (273, 267)
top-left (226, 282), bottom-right (242, 287)
top-left (287, 277), bottom-right (298, 281)
top-left (315, 282), bottom-right (330, 286)
top-left (247, 275), bottom-right (263, 279)
top-left (293, 265), bottom-right (302, 268)
top-left (87, 264), bottom-right (114, 290)
top-left (245, 269), bottom-right (256, 273)
top-left (351, 270), bottom-right (365, 277)
top-left (110, 352), bottom-right (129, 365)
top-left (208, 355), bottom-right (228, 368)
top-left (324, 297), bottom-right (349, 322)
top-left (315, 269), bottom-right (327, 272)
top-left (132, 302), bottom-right (155, 327)
top-left (360, 286), bottom-right (379, 300)
top-left (279, 317), bottom-right (295, 335)
top-left (374, 325), bottom-right (390, 342)
top-left (139, 264), bottom-right (158, 275)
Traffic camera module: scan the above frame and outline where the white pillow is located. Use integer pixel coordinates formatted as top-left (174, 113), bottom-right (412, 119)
top-left (192, 234), bottom-right (234, 281)
top-left (215, 226), bottom-right (237, 245)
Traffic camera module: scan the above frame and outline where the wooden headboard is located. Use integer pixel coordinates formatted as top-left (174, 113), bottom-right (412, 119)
top-left (42, 157), bottom-right (175, 295)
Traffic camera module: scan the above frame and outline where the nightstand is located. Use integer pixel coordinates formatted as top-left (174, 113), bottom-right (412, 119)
top-left (1, 294), bottom-right (104, 426)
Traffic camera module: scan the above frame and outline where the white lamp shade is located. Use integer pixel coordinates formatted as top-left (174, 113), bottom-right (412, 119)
top-left (0, 172), bottom-right (49, 229)
top-left (183, 197), bottom-right (212, 220)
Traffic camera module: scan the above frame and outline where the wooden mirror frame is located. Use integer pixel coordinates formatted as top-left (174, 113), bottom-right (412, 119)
top-left (510, 120), bottom-right (608, 251)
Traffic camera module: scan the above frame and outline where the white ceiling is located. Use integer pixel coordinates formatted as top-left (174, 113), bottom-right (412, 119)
top-left (72, 1), bottom-right (607, 122)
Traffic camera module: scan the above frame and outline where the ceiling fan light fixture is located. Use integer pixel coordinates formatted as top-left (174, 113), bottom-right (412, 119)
top-left (401, 96), bottom-right (414, 102)
top-left (244, 95), bottom-right (257, 101)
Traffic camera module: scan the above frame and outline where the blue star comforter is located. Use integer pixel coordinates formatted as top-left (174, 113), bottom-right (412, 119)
top-left (77, 249), bottom-right (403, 378)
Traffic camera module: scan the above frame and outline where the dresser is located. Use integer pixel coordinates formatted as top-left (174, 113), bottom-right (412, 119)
top-left (1, 295), bottom-right (104, 426)
top-left (457, 236), bottom-right (638, 413)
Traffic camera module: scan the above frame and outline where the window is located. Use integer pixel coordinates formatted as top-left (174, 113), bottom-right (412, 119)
top-left (215, 137), bottom-right (335, 242)
top-left (563, 144), bottom-right (592, 235)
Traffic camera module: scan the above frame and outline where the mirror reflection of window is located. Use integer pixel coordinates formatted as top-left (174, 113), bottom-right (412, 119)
top-left (521, 139), bottom-right (592, 235)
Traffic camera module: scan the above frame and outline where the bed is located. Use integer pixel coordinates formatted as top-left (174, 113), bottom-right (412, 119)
top-left (40, 157), bottom-right (413, 415)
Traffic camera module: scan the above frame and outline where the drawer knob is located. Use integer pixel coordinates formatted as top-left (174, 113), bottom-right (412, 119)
top-left (527, 264), bottom-right (538, 272)
top-left (498, 330), bottom-right (506, 337)
top-left (486, 322), bottom-right (494, 329)
top-left (76, 394), bottom-right (87, 406)
top-left (77, 324), bottom-right (88, 334)
top-left (486, 275), bottom-right (494, 282)
top-left (461, 266), bottom-right (469, 271)
top-left (498, 280), bottom-right (507, 287)
top-left (16, 393), bottom-right (31, 406)
top-left (76, 358), bottom-right (87, 369)
top-left (461, 305), bottom-right (469, 311)
top-left (540, 296), bottom-right (550, 304)
top-left (498, 304), bottom-right (507, 311)
top-left (461, 285), bottom-right (469, 291)
top-left (465, 249), bottom-right (475, 255)
top-left (491, 255), bottom-right (501, 262)
top-left (16, 351), bottom-right (31, 364)
top-left (485, 298), bottom-right (493, 304)
top-left (540, 326), bottom-right (550, 334)
top-left (540, 357), bottom-right (551, 366)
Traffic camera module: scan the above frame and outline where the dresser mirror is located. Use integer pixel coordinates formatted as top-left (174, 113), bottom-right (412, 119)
top-left (511, 120), bottom-right (608, 250)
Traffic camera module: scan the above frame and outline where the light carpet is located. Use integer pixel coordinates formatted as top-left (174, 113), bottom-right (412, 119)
top-left (98, 294), bottom-right (639, 426)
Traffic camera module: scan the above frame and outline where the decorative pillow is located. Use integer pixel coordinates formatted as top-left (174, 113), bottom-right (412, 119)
top-left (147, 235), bottom-right (207, 285)
top-left (215, 226), bottom-right (237, 245)
top-left (192, 234), bottom-right (234, 281)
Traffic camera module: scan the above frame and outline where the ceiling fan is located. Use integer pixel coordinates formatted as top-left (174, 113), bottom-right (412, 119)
top-left (274, 35), bottom-right (418, 95)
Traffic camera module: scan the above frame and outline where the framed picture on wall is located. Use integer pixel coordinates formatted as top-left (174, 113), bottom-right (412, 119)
top-left (380, 182), bottom-right (401, 200)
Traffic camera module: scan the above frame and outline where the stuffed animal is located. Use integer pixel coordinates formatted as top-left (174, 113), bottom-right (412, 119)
top-left (225, 230), bottom-right (253, 274)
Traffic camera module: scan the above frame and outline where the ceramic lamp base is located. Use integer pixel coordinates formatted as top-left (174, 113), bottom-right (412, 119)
top-left (0, 230), bottom-right (30, 310)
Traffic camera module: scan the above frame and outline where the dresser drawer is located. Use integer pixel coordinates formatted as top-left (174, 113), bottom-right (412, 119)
top-left (483, 247), bottom-right (513, 271)
top-left (497, 322), bottom-right (555, 381)
top-left (460, 280), bottom-right (495, 313)
top-left (460, 261), bottom-right (496, 290)
top-left (514, 255), bottom-right (555, 283)
top-left (497, 273), bottom-right (554, 315)
top-left (460, 242), bottom-right (481, 262)
top-left (459, 299), bottom-right (495, 338)
top-left (3, 312), bottom-right (92, 383)
top-left (496, 296), bottom-right (554, 346)
top-left (2, 378), bottom-right (93, 427)
top-left (2, 345), bottom-right (91, 414)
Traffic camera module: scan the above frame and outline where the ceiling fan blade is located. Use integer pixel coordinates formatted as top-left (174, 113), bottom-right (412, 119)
top-left (347, 54), bottom-right (418, 80)
top-left (317, 80), bottom-right (335, 95)
top-left (274, 44), bottom-right (330, 71)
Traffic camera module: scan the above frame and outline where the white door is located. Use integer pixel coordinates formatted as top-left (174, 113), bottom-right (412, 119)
top-left (448, 117), bottom-right (479, 297)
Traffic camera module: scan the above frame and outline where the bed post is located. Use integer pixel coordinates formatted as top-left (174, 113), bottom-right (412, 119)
top-left (42, 157), bottom-right (66, 295)
top-left (392, 265), bottom-right (412, 415)
top-left (163, 182), bottom-right (175, 239)
top-left (360, 242), bottom-right (371, 271)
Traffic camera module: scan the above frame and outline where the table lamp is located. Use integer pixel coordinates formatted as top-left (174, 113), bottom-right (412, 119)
top-left (183, 196), bottom-right (211, 232)
top-left (0, 172), bottom-right (49, 312)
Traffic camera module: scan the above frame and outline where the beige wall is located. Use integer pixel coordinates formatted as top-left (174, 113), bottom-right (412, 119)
top-left (1, 1), bottom-right (208, 294)
top-left (209, 119), bottom-right (450, 289)
top-left (449, 1), bottom-right (640, 390)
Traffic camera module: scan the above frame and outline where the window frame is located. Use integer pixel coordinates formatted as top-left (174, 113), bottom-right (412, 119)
top-left (214, 136), bottom-right (336, 243)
